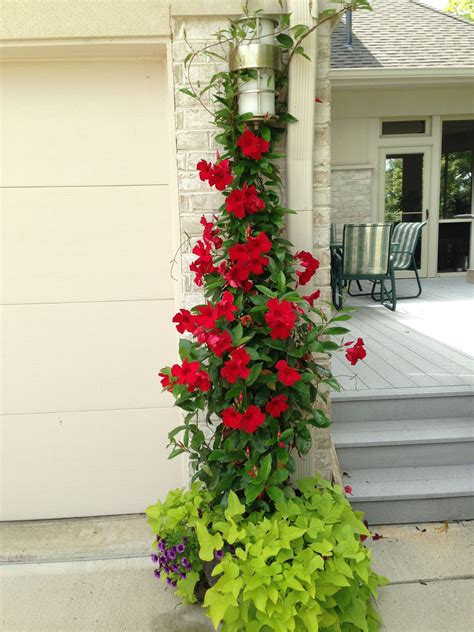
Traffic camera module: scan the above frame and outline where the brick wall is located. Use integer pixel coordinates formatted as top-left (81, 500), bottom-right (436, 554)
top-left (331, 168), bottom-right (373, 237)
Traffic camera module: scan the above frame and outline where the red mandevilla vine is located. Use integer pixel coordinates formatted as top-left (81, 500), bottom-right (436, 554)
top-left (160, 120), bottom-right (365, 511)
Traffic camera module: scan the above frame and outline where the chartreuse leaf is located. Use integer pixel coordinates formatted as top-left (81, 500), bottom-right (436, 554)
top-left (225, 490), bottom-right (245, 519)
top-left (196, 522), bottom-right (223, 562)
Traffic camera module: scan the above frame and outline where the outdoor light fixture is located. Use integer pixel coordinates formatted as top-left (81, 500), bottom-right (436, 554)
top-left (229, 16), bottom-right (281, 124)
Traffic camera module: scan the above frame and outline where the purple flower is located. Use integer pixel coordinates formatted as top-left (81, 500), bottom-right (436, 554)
top-left (180, 572), bottom-right (187, 580)
top-left (183, 537), bottom-right (188, 544)
top-left (166, 577), bottom-right (172, 586)
top-left (153, 569), bottom-right (161, 579)
top-left (167, 549), bottom-right (176, 561)
top-left (159, 556), bottom-right (166, 565)
top-left (171, 564), bottom-right (179, 573)
top-left (214, 549), bottom-right (224, 560)
top-left (151, 553), bottom-right (159, 564)
top-left (171, 579), bottom-right (177, 587)
top-left (177, 543), bottom-right (185, 554)
top-left (181, 557), bottom-right (190, 569)
top-left (158, 541), bottom-right (166, 552)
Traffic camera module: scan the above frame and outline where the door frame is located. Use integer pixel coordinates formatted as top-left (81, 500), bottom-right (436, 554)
top-left (378, 145), bottom-right (432, 278)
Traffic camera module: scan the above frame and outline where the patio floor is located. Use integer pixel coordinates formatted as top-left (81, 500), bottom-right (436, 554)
top-left (331, 276), bottom-right (474, 394)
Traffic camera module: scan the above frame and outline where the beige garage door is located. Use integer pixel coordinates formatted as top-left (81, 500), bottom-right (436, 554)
top-left (0, 55), bottom-right (184, 519)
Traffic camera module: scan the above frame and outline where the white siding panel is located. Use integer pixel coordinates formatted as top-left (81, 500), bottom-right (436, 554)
top-left (1, 185), bottom-right (174, 304)
top-left (1, 300), bottom-right (179, 415)
top-left (1, 408), bottom-right (184, 520)
top-left (0, 59), bottom-right (170, 187)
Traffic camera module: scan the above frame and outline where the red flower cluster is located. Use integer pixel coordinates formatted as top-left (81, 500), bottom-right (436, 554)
top-left (265, 298), bottom-right (296, 340)
top-left (196, 158), bottom-right (233, 191)
top-left (345, 338), bottom-right (366, 366)
top-left (189, 216), bottom-right (222, 286)
top-left (295, 251), bottom-right (320, 286)
top-left (275, 360), bottom-right (301, 387)
top-left (221, 405), bottom-right (266, 434)
top-left (265, 394), bottom-right (289, 418)
top-left (220, 348), bottom-right (250, 384)
top-left (225, 183), bottom-right (265, 219)
top-left (237, 129), bottom-right (270, 161)
top-left (222, 232), bottom-right (272, 291)
top-left (161, 358), bottom-right (211, 393)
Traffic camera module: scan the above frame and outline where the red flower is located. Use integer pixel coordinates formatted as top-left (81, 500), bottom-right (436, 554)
top-left (295, 251), bottom-right (320, 286)
top-left (225, 183), bottom-right (265, 219)
top-left (196, 159), bottom-right (233, 191)
top-left (208, 159), bottom-right (233, 191)
top-left (200, 216), bottom-right (222, 249)
top-left (205, 329), bottom-right (233, 357)
top-left (303, 290), bottom-right (321, 307)
top-left (170, 358), bottom-right (210, 393)
top-left (220, 348), bottom-right (251, 384)
top-left (237, 129), bottom-right (270, 160)
top-left (344, 485), bottom-right (353, 495)
top-left (246, 232), bottom-right (272, 274)
top-left (196, 159), bottom-right (213, 182)
top-left (224, 261), bottom-right (252, 290)
top-left (194, 303), bottom-right (216, 329)
top-left (221, 407), bottom-right (242, 430)
top-left (345, 338), bottom-right (366, 366)
top-left (190, 240), bottom-right (217, 286)
top-left (266, 395), bottom-right (289, 418)
top-left (158, 371), bottom-right (174, 391)
top-left (265, 298), bottom-right (296, 340)
top-left (240, 315), bottom-right (253, 327)
top-left (215, 291), bottom-right (238, 322)
top-left (240, 405), bottom-right (266, 433)
top-left (172, 309), bottom-right (196, 334)
top-left (275, 360), bottom-right (301, 387)
top-left (195, 370), bottom-right (211, 392)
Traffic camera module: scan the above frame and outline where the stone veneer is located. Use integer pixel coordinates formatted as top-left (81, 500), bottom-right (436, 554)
top-left (331, 167), bottom-right (373, 237)
top-left (170, 7), bottom-right (339, 482)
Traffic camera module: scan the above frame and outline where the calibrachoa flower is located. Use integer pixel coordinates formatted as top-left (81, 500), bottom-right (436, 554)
top-left (197, 158), bottom-right (233, 191)
top-left (225, 183), bottom-right (265, 219)
top-left (237, 129), bottom-right (270, 160)
top-left (220, 348), bottom-right (251, 383)
top-left (275, 359), bottom-right (301, 387)
top-left (295, 251), bottom-right (320, 286)
top-left (345, 338), bottom-right (367, 366)
top-left (265, 298), bottom-right (296, 340)
top-left (265, 394), bottom-right (289, 418)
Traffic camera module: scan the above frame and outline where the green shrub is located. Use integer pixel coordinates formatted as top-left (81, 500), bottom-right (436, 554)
top-left (147, 477), bottom-right (387, 631)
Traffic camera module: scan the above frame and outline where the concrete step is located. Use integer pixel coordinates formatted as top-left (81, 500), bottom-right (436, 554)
top-left (345, 464), bottom-right (474, 524)
top-left (332, 386), bottom-right (473, 423)
top-left (334, 417), bottom-right (474, 469)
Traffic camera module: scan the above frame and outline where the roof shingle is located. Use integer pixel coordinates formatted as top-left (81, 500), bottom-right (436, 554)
top-left (331, 0), bottom-right (474, 69)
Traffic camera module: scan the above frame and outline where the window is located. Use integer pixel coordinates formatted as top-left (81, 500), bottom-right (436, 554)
top-left (382, 120), bottom-right (426, 136)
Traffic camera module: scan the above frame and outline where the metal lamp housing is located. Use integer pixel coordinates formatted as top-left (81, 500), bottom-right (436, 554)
top-left (229, 17), bottom-right (282, 123)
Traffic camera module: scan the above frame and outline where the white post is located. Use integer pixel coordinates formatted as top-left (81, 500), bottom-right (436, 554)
top-left (286, 0), bottom-right (318, 479)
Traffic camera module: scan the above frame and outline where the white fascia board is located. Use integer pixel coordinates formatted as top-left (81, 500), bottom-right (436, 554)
top-left (331, 67), bottom-right (474, 88)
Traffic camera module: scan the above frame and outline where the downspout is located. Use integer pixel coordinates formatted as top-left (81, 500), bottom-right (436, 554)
top-left (286, 0), bottom-right (318, 479)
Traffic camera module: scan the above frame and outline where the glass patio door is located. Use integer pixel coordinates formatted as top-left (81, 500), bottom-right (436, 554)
top-left (438, 120), bottom-right (473, 273)
top-left (380, 146), bottom-right (431, 277)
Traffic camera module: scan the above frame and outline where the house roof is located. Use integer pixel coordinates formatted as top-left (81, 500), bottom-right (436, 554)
top-left (331, 0), bottom-right (474, 69)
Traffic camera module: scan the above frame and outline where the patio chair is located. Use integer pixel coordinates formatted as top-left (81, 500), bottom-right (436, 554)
top-left (389, 221), bottom-right (426, 298)
top-left (333, 223), bottom-right (396, 311)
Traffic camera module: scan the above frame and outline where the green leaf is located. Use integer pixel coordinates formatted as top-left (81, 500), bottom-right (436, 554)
top-left (325, 327), bottom-right (350, 336)
top-left (267, 485), bottom-right (286, 504)
top-left (175, 396), bottom-right (196, 413)
top-left (178, 87), bottom-right (196, 97)
top-left (259, 453), bottom-right (272, 482)
top-left (232, 323), bottom-right (243, 345)
top-left (246, 362), bottom-right (263, 386)
top-left (196, 522), bottom-right (223, 562)
top-left (296, 426), bottom-right (312, 455)
top-left (276, 33), bottom-right (294, 48)
top-left (225, 490), bottom-right (245, 519)
top-left (245, 481), bottom-right (264, 504)
top-left (255, 285), bottom-right (276, 298)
